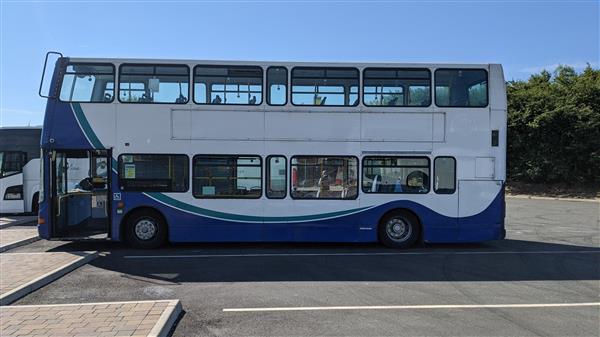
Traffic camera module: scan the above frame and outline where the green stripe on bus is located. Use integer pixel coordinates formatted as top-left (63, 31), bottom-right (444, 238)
top-left (146, 192), bottom-right (370, 223)
top-left (72, 103), bottom-right (104, 150)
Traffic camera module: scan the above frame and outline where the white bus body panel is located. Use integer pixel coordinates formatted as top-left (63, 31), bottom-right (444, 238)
top-left (0, 173), bottom-right (25, 213)
top-left (22, 159), bottom-right (40, 212)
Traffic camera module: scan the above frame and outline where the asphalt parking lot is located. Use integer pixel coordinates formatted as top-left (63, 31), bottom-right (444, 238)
top-left (11, 198), bottom-right (600, 337)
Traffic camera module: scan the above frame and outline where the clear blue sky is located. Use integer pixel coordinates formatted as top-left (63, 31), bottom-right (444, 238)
top-left (1, 0), bottom-right (598, 126)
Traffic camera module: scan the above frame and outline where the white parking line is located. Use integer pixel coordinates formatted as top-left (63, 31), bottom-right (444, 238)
top-left (124, 250), bottom-right (600, 259)
top-left (223, 302), bottom-right (600, 312)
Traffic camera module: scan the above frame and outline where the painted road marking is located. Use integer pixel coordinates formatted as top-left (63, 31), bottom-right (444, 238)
top-left (223, 302), bottom-right (600, 312)
top-left (124, 250), bottom-right (600, 259)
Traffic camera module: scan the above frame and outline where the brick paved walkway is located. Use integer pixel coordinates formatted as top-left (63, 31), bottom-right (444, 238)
top-left (0, 300), bottom-right (182, 337)
top-left (0, 228), bottom-right (39, 252)
top-left (0, 252), bottom-right (97, 304)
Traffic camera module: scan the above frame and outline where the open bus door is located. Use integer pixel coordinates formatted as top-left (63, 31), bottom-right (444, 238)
top-left (50, 149), bottom-right (110, 238)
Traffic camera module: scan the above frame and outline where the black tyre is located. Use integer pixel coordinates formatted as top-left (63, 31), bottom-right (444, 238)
top-left (31, 193), bottom-right (39, 215)
top-left (125, 209), bottom-right (167, 249)
top-left (378, 210), bottom-right (420, 248)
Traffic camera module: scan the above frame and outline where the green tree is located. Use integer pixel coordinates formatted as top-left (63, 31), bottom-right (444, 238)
top-left (507, 65), bottom-right (600, 184)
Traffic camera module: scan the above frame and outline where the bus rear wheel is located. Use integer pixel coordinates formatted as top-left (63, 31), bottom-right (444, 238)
top-left (125, 210), bottom-right (167, 249)
top-left (378, 210), bottom-right (420, 248)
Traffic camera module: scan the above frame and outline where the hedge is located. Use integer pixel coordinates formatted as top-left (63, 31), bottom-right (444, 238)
top-left (507, 65), bottom-right (600, 184)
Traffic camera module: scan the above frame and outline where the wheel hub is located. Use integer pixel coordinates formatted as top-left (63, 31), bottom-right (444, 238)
top-left (386, 218), bottom-right (412, 242)
top-left (134, 219), bottom-right (157, 241)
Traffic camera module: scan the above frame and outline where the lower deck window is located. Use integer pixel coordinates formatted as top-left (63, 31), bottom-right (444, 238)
top-left (362, 157), bottom-right (430, 193)
top-left (434, 157), bottom-right (456, 194)
top-left (193, 155), bottom-right (262, 198)
top-left (118, 154), bottom-right (189, 192)
top-left (291, 156), bottom-right (358, 199)
top-left (267, 156), bottom-right (286, 199)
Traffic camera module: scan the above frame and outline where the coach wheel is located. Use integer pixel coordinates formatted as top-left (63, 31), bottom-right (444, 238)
top-left (31, 193), bottom-right (39, 215)
top-left (378, 210), bottom-right (420, 248)
top-left (126, 210), bottom-right (167, 249)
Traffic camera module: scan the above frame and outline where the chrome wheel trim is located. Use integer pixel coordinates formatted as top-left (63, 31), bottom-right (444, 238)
top-left (134, 218), bottom-right (157, 241)
top-left (385, 217), bottom-right (412, 242)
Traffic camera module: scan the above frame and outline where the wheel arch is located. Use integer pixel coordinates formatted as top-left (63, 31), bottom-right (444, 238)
top-left (120, 206), bottom-right (169, 242)
top-left (378, 207), bottom-right (424, 243)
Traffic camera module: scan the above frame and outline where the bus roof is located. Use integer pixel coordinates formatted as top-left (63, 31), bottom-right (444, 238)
top-left (65, 57), bottom-right (498, 69)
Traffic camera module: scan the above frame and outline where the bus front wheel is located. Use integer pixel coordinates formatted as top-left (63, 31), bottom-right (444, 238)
top-left (125, 209), bottom-right (167, 249)
top-left (378, 210), bottom-right (420, 248)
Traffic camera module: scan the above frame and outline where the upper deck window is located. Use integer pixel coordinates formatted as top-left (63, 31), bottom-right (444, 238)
top-left (119, 64), bottom-right (189, 104)
top-left (267, 67), bottom-right (287, 106)
top-left (435, 69), bottom-right (488, 107)
top-left (291, 67), bottom-right (359, 106)
top-left (59, 63), bottom-right (115, 103)
top-left (194, 66), bottom-right (263, 105)
top-left (363, 68), bottom-right (431, 107)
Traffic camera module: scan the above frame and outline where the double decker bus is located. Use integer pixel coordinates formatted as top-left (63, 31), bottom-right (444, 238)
top-left (0, 127), bottom-right (42, 214)
top-left (37, 52), bottom-right (506, 248)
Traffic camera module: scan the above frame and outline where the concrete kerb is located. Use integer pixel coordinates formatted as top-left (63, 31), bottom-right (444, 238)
top-left (0, 251), bottom-right (98, 305)
top-left (148, 300), bottom-right (184, 337)
top-left (0, 235), bottom-right (40, 253)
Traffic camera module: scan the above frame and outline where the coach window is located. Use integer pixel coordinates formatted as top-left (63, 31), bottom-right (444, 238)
top-left (194, 66), bottom-right (263, 105)
top-left (363, 68), bottom-right (431, 106)
top-left (362, 157), bottom-right (430, 194)
top-left (291, 67), bottom-right (359, 106)
top-left (59, 63), bottom-right (115, 103)
top-left (434, 157), bottom-right (456, 194)
top-left (267, 155), bottom-right (286, 198)
top-left (0, 151), bottom-right (26, 177)
top-left (267, 67), bottom-right (287, 105)
top-left (119, 64), bottom-right (189, 104)
top-left (118, 154), bottom-right (189, 192)
top-left (193, 155), bottom-right (262, 198)
top-left (290, 156), bottom-right (358, 199)
top-left (435, 69), bottom-right (488, 107)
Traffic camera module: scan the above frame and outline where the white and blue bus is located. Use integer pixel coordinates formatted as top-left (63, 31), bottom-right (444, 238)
top-left (37, 52), bottom-right (506, 248)
top-left (0, 127), bottom-right (42, 214)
